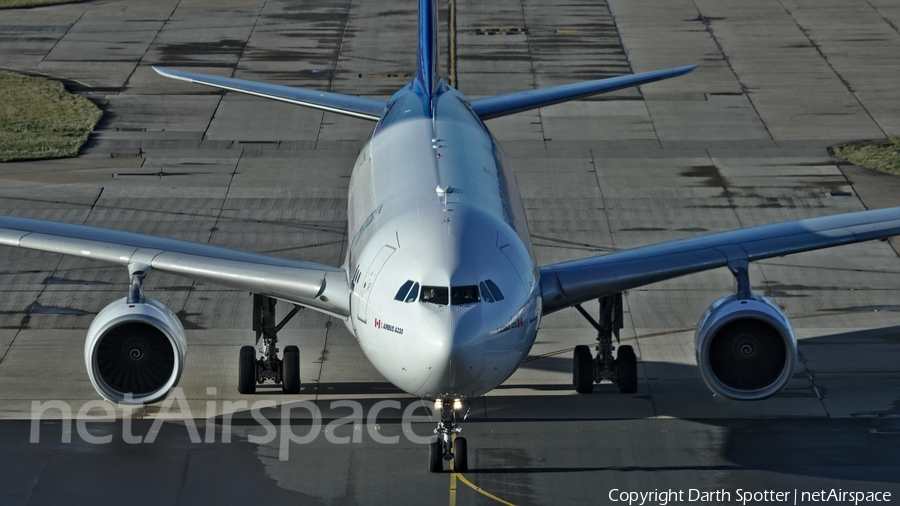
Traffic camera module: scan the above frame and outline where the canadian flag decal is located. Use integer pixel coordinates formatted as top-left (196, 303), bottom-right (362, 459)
top-left (374, 318), bottom-right (381, 329)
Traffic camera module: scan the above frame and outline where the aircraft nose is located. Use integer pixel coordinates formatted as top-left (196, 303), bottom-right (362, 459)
top-left (414, 306), bottom-right (522, 398)
top-left (413, 310), bottom-right (454, 394)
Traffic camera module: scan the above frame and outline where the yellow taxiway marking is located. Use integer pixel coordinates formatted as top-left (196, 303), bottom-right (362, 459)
top-left (454, 472), bottom-right (517, 506)
top-left (449, 471), bottom-right (458, 505)
top-left (448, 435), bottom-right (517, 506)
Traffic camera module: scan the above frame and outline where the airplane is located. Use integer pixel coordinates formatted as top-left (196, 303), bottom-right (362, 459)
top-left (1, 0), bottom-right (900, 473)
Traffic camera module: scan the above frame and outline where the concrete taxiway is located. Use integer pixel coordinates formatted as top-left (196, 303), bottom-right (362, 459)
top-left (1, 0), bottom-right (900, 504)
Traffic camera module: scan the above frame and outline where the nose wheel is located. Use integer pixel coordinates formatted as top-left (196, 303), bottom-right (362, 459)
top-left (429, 397), bottom-right (468, 472)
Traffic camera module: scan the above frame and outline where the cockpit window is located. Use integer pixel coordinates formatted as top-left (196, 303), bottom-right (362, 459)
top-left (451, 286), bottom-right (480, 305)
top-left (394, 280), bottom-right (414, 301)
top-left (479, 281), bottom-right (494, 302)
top-left (405, 282), bottom-right (419, 302)
top-left (420, 286), bottom-right (449, 305)
top-left (484, 279), bottom-right (504, 301)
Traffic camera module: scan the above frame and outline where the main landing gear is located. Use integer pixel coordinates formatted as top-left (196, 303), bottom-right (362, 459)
top-left (429, 397), bottom-right (468, 472)
top-left (238, 295), bottom-right (302, 394)
top-left (572, 293), bottom-right (638, 394)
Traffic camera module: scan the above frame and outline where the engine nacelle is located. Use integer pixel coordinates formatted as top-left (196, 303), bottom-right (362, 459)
top-left (695, 293), bottom-right (797, 400)
top-left (84, 297), bottom-right (187, 405)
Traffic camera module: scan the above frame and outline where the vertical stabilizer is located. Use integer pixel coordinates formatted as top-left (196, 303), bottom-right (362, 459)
top-left (415, 0), bottom-right (440, 97)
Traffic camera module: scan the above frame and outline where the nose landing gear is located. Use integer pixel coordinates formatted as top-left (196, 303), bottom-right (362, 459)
top-left (429, 397), bottom-right (468, 472)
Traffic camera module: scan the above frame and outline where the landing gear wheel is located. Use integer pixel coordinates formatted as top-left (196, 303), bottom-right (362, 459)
top-left (616, 345), bottom-right (638, 394)
top-left (573, 345), bottom-right (594, 394)
top-left (238, 345), bottom-right (257, 394)
top-left (282, 345), bottom-right (300, 394)
top-left (453, 437), bottom-right (468, 472)
top-left (429, 438), bottom-right (443, 472)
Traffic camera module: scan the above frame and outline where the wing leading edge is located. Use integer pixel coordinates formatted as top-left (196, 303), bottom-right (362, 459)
top-left (0, 216), bottom-right (350, 318)
top-left (540, 207), bottom-right (900, 314)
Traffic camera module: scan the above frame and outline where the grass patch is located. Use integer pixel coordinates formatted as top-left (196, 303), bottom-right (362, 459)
top-left (0, 0), bottom-right (85, 8)
top-left (0, 70), bottom-right (102, 162)
top-left (832, 137), bottom-right (900, 176)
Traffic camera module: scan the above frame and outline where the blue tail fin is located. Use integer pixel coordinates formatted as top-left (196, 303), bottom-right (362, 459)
top-left (415, 0), bottom-right (440, 97)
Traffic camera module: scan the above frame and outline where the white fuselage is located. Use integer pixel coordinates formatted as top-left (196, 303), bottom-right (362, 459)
top-left (343, 84), bottom-right (541, 400)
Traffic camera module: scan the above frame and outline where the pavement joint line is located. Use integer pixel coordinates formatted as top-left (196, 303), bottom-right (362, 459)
top-left (327, 0), bottom-right (353, 95)
top-left (689, 1), bottom-right (776, 144)
top-left (7, 186), bottom-right (106, 360)
top-left (38, 11), bottom-right (84, 66)
top-left (197, 0), bottom-right (264, 143)
top-left (775, 0), bottom-right (888, 140)
top-left (448, 0), bottom-right (457, 88)
top-left (313, 320), bottom-right (334, 405)
top-left (313, 0), bottom-right (353, 153)
top-left (517, 0), bottom-right (536, 90)
top-left (128, 0), bottom-right (180, 96)
top-left (517, 0), bottom-right (548, 147)
top-left (176, 138), bottom-right (244, 318)
top-left (702, 148), bottom-right (744, 229)
top-left (797, 348), bottom-right (830, 418)
top-left (234, 0), bottom-right (268, 79)
top-left (589, 148), bottom-right (616, 256)
top-left (865, 0), bottom-right (900, 36)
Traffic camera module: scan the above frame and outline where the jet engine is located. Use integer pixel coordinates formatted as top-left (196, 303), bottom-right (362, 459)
top-left (695, 293), bottom-right (797, 400)
top-left (84, 297), bottom-right (187, 404)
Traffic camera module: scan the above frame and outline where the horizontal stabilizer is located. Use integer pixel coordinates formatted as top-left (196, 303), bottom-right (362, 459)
top-left (470, 65), bottom-right (697, 120)
top-left (153, 67), bottom-right (386, 121)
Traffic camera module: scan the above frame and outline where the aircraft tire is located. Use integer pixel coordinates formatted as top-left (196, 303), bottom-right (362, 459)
top-left (573, 345), bottom-right (594, 394)
top-left (429, 438), bottom-right (443, 472)
top-left (453, 437), bottom-right (468, 472)
top-left (238, 345), bottom-right (257, 394)
top-left (617, 345), bottom-right (638, 394)
top-left (283, 346), bottom-right (301, 394)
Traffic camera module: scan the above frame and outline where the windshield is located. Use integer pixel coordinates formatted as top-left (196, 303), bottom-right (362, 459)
top-left (420, 286), bottom-right (449, 305)
top-left (451, 286), bottom-right (480, 305)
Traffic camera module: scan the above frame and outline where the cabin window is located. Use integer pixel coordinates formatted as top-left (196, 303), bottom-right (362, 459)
top-left (420, 286), bottom-right (449, 305)
top-left (451, 286), bottom-right (480, 305)
top-left (484, 279), bottom-right (504, 301)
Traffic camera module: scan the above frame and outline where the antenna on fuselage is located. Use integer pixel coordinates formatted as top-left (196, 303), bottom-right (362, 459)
top-left (436, 185), bottom-right (452, 221)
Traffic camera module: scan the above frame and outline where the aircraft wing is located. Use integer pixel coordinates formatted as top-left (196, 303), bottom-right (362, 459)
top-left (470, 65), bottom-right (697, 120)
top-left (152, 67), bottom-right (386, 121)
top-left (539, 207), bottom-right (900, 314)
top-left (0, 216), bottom-right (350, 318)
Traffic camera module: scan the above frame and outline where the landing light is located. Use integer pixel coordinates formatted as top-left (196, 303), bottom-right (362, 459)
top-left (434, 399), bottom-right (443, 410)
top-left (453, 399), bottom-right (463, 411)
